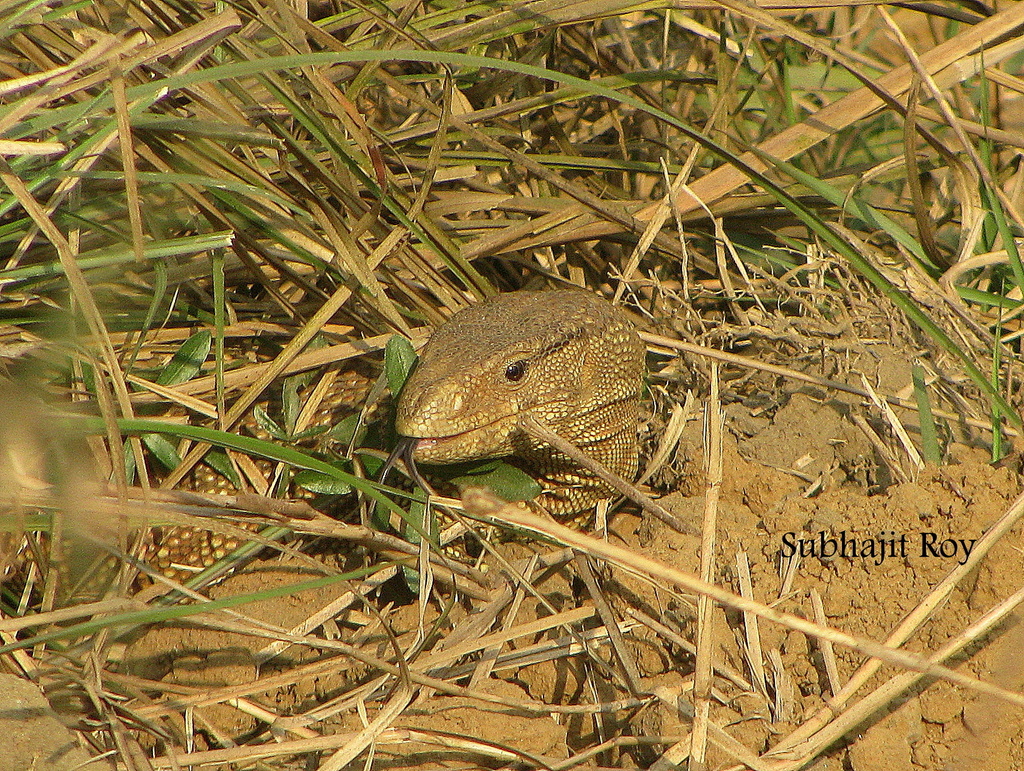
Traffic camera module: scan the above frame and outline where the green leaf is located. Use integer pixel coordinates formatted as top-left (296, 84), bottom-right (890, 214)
top-left (328, 413), bottom-right (361, 445)
top-left (281, 364), bottom-right (320, 436)
top-left (252, 404), bottom-right (286, 440)
top-left (957, 286), bottom-right (1022, 310)
top-left (123, 441), bottom-right (136, 485)
top-left (202, 449), bottom-right (241, 488)
top-left (912, 366), bottom-right (941, 465)
top-left (142, 432), bottom-right (182, 471)
top-left (282, 377), bottom-right (302, 436)
top-left (982, 184), bottom-right (1024, 298)
top-left (155, 330), bottom-right (212, 386)
top-left (450, 461), bottom-right (541, 503)
top-left (370, 498), bottom-right (391, 533)
top-left (358, 451), bottom-right (385, 479)
top-left (401, 499), bottom-right (434, 595)
top-left (291, 424), bottom-right (330, 442)
top-left (385, 334), bottom-right (418, 397)
top-left (293, 470), bottom-right (352, 495)
top-left (991, 304), bottom-right (1005, 463)
top-left (402, 498), bottom-right (438, 544)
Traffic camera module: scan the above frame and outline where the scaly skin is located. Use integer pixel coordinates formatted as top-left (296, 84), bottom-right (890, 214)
top-left (395, 290), bottom-right (645, 516)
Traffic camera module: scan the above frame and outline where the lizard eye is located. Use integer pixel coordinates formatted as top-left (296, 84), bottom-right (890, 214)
top-left (504, 360), bottom-right (528, 382)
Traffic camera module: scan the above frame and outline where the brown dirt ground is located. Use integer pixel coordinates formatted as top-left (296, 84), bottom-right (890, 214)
top-left (6, 336), bottom-right (1024, 770)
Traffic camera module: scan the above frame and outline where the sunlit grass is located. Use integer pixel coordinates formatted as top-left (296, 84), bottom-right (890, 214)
top-left (1, 0), bottom-right (1022, 766)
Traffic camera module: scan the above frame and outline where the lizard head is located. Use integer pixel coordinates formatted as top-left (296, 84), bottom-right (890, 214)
top-left (393, 290), bottom-right (644, 467)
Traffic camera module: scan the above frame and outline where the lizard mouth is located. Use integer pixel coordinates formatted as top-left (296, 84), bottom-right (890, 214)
top-left (380, 428), bottom-right (496, 496)
top-left (382, 415), bottom-right (517, 489)
top-left (398, 426), bottom-right (490, 459)
top-left (397, 411), bottom-right (517, 453)
top-left (404, 432), bottom-right (472, 452)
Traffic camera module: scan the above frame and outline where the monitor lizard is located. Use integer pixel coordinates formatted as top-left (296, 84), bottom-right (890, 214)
top-left (393, 289), bottom-right (646, 516)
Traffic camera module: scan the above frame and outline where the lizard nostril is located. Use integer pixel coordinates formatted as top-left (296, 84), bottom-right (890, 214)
top-left (504, 360), bottom-right (528, 382)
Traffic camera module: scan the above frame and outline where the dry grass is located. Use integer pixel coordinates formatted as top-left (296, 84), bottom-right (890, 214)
top-left (2, 0), bottom-right (1024, 768)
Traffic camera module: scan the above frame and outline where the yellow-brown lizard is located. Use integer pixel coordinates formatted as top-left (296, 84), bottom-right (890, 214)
top-left (393, 290), bottom-right (645, 516)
